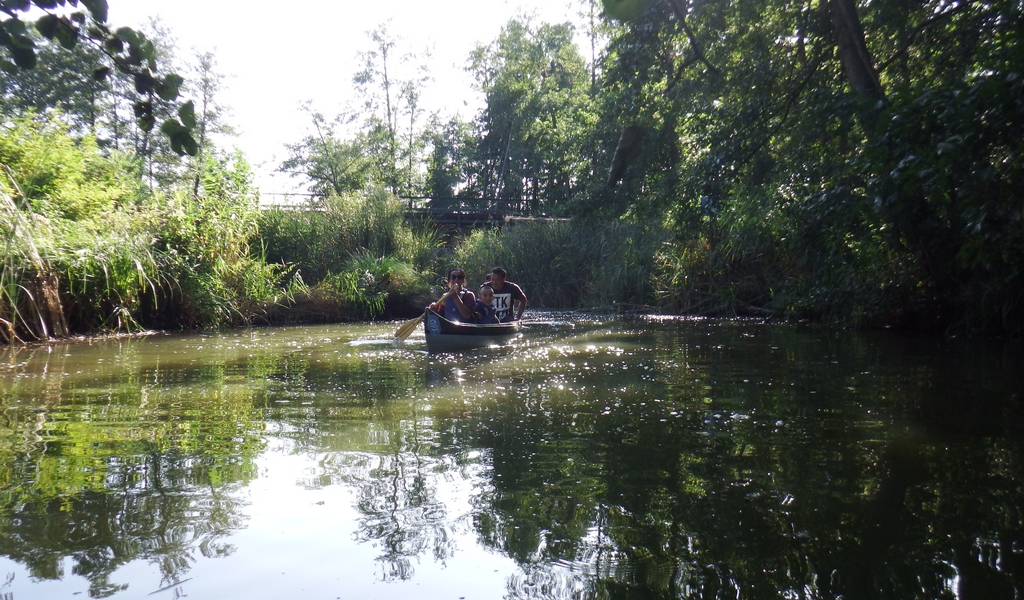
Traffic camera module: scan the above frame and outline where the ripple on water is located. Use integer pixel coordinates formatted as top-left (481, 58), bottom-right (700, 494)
top-left (1, 315), bottom-right (1023, 599)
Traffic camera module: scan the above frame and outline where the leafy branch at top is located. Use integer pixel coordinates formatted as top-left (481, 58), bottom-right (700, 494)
top-left (0, 0), bottom-right (197, 155)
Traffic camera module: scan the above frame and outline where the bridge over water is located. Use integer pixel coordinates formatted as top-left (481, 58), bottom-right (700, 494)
top-left (261, 194), bottom-right (566, 229)
top-left (399, 196), bottom-right (566, 228)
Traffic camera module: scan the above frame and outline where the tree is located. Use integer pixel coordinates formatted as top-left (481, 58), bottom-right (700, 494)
top-left (113, 17), bottom-right (191, 189)
top-left (595, 0), bottom-right (1024, 332)
top-left (353, 23), bottom-right (431, 196)
top-left (185, 50), bottom-right (235, 195)
top-left (280, 108), bottom-right (373, 200)
top-left (1, 0), bottom-right (197, 155)
top-left (466, 18), bottom-right (596, 214)
top-left (0, 28), bottom-right (112, 138)
top-left (423, 115), bottom-right (473, 207)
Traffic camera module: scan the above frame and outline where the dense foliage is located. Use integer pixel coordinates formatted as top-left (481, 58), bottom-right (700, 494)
top-left (447, 0), bottom-right (1023, 335)
top-left (259, 190), bottom-right (444, 320)
top-left (0, 113), bottom-right (276, 342)
top-left (276, 0), bottom-right (1024, 335)
top-left (1, 0), bottom-right (197, 153)
top-left (4, 0), bottom-right (1023, 339)
top-left (627, 0), bottom-right (1024, 335)
top-left (454, 220), bottom-right (666, 309)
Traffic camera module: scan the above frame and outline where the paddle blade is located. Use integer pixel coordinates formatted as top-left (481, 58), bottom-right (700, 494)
top-left (394, 314), bottom-right (423, 340)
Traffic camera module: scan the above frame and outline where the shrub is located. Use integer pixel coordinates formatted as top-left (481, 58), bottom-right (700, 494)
top-left (453, 220), bottom-right (667, 309)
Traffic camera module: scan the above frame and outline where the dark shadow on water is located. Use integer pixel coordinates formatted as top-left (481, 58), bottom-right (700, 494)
top-left (1, 316), bottom-right (1022, 598)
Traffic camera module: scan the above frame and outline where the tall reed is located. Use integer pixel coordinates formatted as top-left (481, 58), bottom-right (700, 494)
top-left (1, 176), bottom-right (66, 342)
top-left (55, 221), bottom-right (162, 332)
top-left (453, 220), bottom-right (668, 310)
top-left (260, 188), bottom-right (419, 286)
top-left (258, 189), bottom-right (444, 317)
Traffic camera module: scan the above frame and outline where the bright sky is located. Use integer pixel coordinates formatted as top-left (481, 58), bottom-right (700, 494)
top-left (109, 0), bottom-right (586, 197)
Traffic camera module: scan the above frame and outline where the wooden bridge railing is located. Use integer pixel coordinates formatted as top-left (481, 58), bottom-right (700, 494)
top-left (399, 196), bottom-right (529, 215)
top-left (260, 194), bottom-right (563, 228)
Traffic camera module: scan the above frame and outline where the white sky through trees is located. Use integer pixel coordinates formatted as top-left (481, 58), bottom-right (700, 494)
top-left (110, 0), bottom-right (583, 197)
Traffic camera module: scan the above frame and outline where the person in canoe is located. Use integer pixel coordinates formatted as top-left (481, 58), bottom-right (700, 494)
top-left (488, 267), bottom-right (527, 322)
top-left (429, 268), bottom-right (476, 323)
top-left (473, 284), bottom-right (497, 324)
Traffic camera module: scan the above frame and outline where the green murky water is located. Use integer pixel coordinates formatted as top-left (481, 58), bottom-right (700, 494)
top-left (1, 314), bottom-right (1022, 599)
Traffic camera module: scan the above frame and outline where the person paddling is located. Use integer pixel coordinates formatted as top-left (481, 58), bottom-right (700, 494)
top-left (428, 268), bottom-right (476, 323)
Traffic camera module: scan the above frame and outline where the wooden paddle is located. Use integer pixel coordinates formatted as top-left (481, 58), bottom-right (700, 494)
top-left (394, 288), bottom-right (452, 340)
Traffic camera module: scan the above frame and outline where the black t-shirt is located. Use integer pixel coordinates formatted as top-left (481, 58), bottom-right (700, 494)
top-left (491, 281), bottom-right (525, 322)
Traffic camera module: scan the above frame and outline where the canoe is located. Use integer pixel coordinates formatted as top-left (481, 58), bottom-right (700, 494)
top-left (423, 308), bottom-right (521, 352)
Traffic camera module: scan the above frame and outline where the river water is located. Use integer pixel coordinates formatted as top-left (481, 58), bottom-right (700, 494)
top-left (0, 313), bottom-right (1021, 599)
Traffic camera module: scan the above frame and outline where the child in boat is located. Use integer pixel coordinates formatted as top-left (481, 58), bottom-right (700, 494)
top-left (473, 284), bottom-right (497, 324)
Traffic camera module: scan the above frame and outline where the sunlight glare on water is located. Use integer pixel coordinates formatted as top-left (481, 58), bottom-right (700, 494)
top-left (1, 313), bottom-right (1022, 599)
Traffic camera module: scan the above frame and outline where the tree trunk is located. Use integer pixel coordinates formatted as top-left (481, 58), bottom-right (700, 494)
top-left (35, 271), bottom-right (67, 339)
top-left (829, 0), bottom-right (885, 129)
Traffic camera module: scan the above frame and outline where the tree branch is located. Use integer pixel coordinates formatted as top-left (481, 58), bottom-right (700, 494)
top-left (738, 54), bottom-right (827, 167)
top-left (877, 0), bottom-right (973, 74)
top-left (663, 0), bottom-right (722, 77)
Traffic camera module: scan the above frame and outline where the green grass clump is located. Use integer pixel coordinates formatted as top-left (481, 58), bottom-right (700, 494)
top-left (453, 220), bottom-right (668, 310)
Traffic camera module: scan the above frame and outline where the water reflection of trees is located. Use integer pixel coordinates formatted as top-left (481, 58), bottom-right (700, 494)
top-left (458, 321), bottom-right (1024, 599)
top-left (254, 322), bottom-right (1024, 598)
top-left (0, 456), bottom-right (246, 598)
top-left (329, 449), bottom-right (456, 581)
top-left (4, 322), bottom-right (1021, 599)
top-left (0, 343), bottom-right (266, 598)
top-left (276, 356), bottom-right (467, 581)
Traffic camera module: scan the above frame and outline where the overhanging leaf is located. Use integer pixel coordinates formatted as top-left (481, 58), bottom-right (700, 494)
top-left (160, 118), bottom-right (185, 137)
top-left (3, 18), bottom-right (30, 37)
top-left (104, 35), bottom-right (123, 53)
top-left (114, 26), bottom-right (139, 47)
top-left (155, 74), bottom-right (183, 101)
top-left (138, 113), bottom-right (155, 132)
top-left (8, 42), bottom-right (36, 69)
top-left (160, 73), bottom-right (183, 99)
top-left (54, 19), bottom-right (78, 49)
top-left (134, 71), bottom-right (156, 94)
top-left (35, 14), bottom-right (59, 39)
top-left (178, 100), bottom-right (197, 129)
top-left (81, 0), bottom-right (110, 23)
top-left (171, 131), bottom-right (198, 156)
top-left (132, 100), bottom-right (151, 118)
top-left (162, 120), bottom-right (197, 155)
top-left (141, 39), bottom-right (156, 70)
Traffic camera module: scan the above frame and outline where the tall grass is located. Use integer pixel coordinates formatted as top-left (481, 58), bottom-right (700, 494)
top-left (259, 189), bottom-right (446, 317)
top-left (148, 151), bottom-right (283, 328)
top-left (2, 114), bottom-right (292, 342)
top-left (650, 181), bottom-right (924, 323)
top-left (453, 220), bottom-right (668, 310)
top-left (654, 185), bottom-right (792, 317)
top-left (55, 222), bottom-right (161, 332)
top-left (260, 188), bottom-right (422, 285)
top-left (2, 186), bottom-right (45, 342)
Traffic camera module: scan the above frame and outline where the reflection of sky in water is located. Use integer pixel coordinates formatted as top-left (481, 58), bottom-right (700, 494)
top-left (1, 313), bottom-right (1023, 599)
top-left (184, 448), bottom-right (515, 599)
top-left (0, 438), bottom-right (517, 599)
